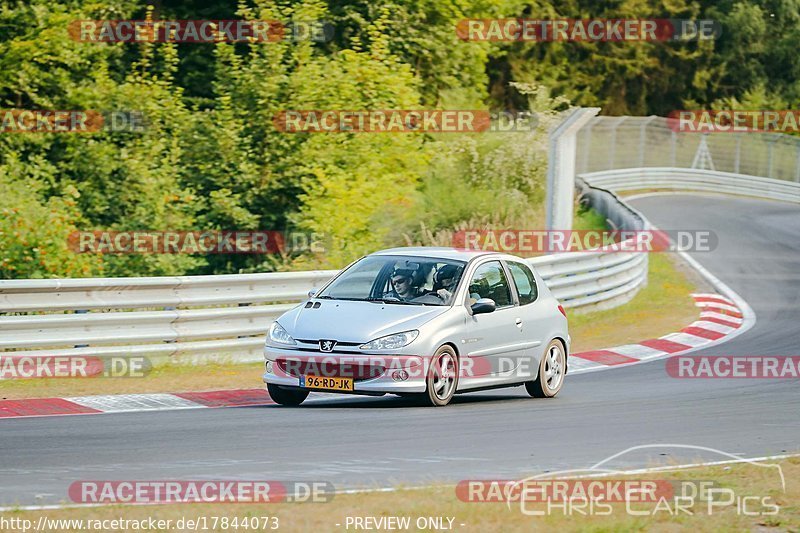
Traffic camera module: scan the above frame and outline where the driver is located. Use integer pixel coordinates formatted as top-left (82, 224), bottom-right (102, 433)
top-left (386, 269), bottom-right (419, 300)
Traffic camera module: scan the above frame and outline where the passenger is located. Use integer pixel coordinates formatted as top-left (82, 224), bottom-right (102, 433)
top-left (430, 265), bottom-right (461, 304)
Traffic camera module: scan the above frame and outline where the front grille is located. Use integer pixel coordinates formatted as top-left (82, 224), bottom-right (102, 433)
top-left (294, 339), bottom-right (364, 354)
top-left (296, 339), bottom-right (362, 346)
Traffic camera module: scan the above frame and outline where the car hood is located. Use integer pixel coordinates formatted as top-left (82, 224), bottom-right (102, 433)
top-left (278, 300), bottom-right (449, 343)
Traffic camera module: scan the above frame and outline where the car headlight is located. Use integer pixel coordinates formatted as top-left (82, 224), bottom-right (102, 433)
top-left (268, 322), bottom-right (296, 346)
top-left (360, 330), bottom-right (419, 350)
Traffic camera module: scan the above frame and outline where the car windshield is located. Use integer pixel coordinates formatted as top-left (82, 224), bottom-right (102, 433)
top-left (317, 255), bottom-right (467, 306)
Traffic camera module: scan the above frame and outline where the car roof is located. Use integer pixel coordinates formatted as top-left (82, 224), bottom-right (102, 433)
top-left (371, 246), bottom-right (523, 263)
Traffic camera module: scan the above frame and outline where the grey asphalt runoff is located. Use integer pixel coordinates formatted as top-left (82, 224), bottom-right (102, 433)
top-left (0, 194), bottom-right (798, 508)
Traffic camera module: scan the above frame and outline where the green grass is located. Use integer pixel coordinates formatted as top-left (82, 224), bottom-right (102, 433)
top-left (3, 457), bottom-right (797, 532)
top-left (572, 206), bottom-right (608, 230)
top-left (569, 253), bottom-right (699, 353)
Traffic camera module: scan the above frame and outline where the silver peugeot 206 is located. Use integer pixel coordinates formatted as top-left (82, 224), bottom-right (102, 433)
top-left (263, 247), bottom-right (569, 407)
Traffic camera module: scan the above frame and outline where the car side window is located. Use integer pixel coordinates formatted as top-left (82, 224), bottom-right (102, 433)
top-left (466, 261), bottom-right (512, 307)
top-left (507, 262), bottom-right (538, 305)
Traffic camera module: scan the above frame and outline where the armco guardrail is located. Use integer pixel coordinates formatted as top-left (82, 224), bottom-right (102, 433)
top-left (0, 272), bottom-right (336, 365)
top-left (580, 167), bottom-right (800, 204)
top-left (0, 234), bottom-right (648, 364)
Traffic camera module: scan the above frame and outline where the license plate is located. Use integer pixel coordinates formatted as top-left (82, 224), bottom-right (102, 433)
top-left (299, 375), bottom-right (354, 391)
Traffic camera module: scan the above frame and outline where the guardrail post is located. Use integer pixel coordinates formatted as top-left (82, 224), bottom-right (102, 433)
top-left (546, 107), bottom-right (600, 231)
top-left (74, 309), bottom-right (89, 348)
top-left (238, 302), bottom-right (251, 338)
top-left (164, 306), bottom-right (177, 343)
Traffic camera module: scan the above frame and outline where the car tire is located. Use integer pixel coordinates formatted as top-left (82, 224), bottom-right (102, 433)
top-left (525, 339), bottom-right (565, 398)
top-left (417, 345), bottom-right (459, 407)
top-left (267, 384), bottom-right (309, 406)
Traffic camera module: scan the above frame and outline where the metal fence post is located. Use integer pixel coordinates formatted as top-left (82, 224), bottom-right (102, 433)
top-left (580, 121), bottom-right (594, 173)
top-left (795, 143), bottom-right (800, 183)
top-left (734, 134), bottom-right (742, 174)
top-left (638, 116), bottom-right (655, 167)
top-left (670, 131), bottom-right (677, 167)
top-left (608, 117), bottom-right (625, 170)
top-left (546, 107), bottom-right (601, 230)
top-left (767, 137), bottom-right (775, 179)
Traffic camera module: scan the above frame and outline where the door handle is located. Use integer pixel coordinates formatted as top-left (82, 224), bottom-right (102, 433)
top-left (515, 318), bottom-right (523, 326)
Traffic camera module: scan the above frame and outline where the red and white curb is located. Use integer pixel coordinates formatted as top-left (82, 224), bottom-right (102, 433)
top-left (0, 389), bottom-right (274, 420)
top-left (568, 293), bottom-right (746, 373)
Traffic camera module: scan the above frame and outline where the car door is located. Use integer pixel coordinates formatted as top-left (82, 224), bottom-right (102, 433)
top-left (505, 260), bottom-right (547, 377)
top-left (461, 260), bottom-right (524, 378)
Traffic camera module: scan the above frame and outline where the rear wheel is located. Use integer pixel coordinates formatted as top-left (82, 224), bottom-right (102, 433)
top-left (416, 345), bottom-right (459, 407)
top-left (525, 340), bottom-right (565, 398)
top-left (267, 383), bottom-right (309, 406)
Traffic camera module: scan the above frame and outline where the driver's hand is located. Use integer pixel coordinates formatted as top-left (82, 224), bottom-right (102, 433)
top-left (436, 289), bottom-right (451, 299)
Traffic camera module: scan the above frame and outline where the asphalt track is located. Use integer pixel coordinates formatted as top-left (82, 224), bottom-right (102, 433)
top-left (1, 194), bottom-right (798, 507)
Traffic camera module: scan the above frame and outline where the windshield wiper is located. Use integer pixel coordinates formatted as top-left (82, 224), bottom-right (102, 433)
top-left (314, 296), bottom-right (366, 301)
top-left (317, 296), bottom-right (429, 305)
top-left (365, 297), bottom-right (414, 305)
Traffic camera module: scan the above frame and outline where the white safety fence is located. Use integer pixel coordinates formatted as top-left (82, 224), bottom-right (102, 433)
top-left (0, 235), bottom-right (648, 364)
top-left (578, 115), bottom-right (800, 182)
top-left (580, 167), bottom-right (800, 204)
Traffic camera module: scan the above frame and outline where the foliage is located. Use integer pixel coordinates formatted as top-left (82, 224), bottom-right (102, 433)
top-left (1, 0), bottom-right (798, 278)
top-left (0, 168), bottom-right (104, 278)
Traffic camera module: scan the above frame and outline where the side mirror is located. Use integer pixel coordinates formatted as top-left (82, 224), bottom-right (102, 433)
top-left (307, 288), bottom-right (318, 298)
top-left (470, 298), bottom-right (496, 315)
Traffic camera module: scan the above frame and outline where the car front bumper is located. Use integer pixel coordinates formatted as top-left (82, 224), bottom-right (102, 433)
top-left (262, 346), bottom-right (428, 394)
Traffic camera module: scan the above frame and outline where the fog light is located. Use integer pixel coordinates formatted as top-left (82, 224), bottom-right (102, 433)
top-left (392, 370), bottom-right (409, 381)
top-left (265, 361), bottom-right (274, 374)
